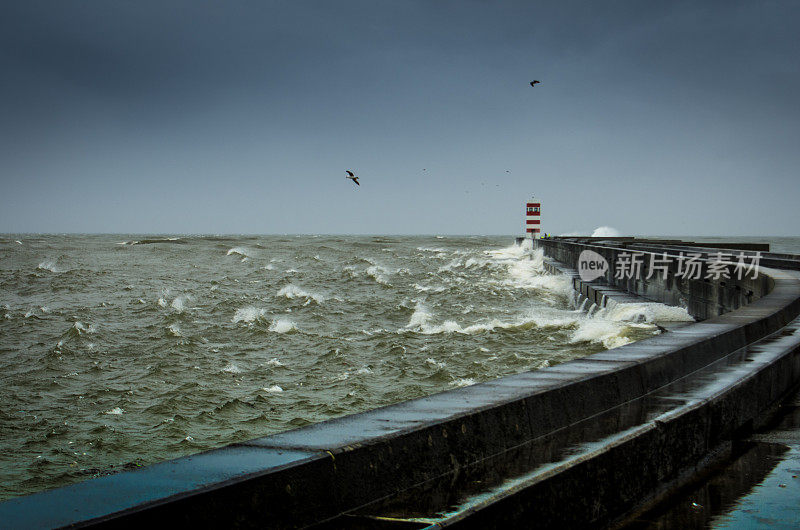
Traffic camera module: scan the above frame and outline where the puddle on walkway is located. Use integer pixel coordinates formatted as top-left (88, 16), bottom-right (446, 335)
top-left (625, 406), bottom-right (800, 529)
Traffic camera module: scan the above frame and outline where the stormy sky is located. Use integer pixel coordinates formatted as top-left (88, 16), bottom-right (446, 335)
top-left (1, 1), bottom-right (798, 235)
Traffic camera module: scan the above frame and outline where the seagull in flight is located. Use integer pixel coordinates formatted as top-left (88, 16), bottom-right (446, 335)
top-left (345, 170), bottom-right (360, 186)
top-left (530, 80), bottom-right (541, 87)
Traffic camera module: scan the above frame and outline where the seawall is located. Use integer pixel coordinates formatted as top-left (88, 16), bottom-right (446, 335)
top-left (2, 238), bottom-right (800, 528)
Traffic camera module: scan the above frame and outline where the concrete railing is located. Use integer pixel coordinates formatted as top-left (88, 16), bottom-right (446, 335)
top-left (2, 238), bottom-right (800, 529)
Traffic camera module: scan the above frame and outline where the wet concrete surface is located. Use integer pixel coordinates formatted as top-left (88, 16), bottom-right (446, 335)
top-left (623, 394), bottom-right (800, 529)
top-left (350, 395), bottom-right (683, 522)
top-left (0, 445), bottom-right (323, 528)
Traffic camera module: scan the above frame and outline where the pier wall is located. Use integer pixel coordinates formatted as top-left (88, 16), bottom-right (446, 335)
top-left (2, 238), bottom-right (800, 528)
top-left (536, 238), bottom-right (773, 320)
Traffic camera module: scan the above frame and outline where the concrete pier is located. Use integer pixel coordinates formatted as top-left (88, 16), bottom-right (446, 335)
top-left (2, 237), bottom-right (800, 528)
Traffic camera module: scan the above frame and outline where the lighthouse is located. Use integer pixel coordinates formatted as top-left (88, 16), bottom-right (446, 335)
top-left (525, 196), bottom-right (541, 238)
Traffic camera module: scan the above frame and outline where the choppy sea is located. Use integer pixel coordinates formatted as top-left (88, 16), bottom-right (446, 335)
top-left (3, 234), bottom-right (795, 501)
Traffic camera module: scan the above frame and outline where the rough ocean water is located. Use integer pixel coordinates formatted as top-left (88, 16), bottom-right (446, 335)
top-left (4, 235), bottom-right (795, 501)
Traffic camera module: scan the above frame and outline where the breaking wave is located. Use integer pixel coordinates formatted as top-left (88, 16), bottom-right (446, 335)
top-left (233, 306), bottom-right (268, 324)
top-left (403, 296), bottom-right (691, 349)
top-left (591, 226), bottom-right (622, 238)
top-left (276, 285), bottom-right (325, 305)
top-left (404, 301), bottom-right (539, 335)
top-left (268, 318), bottom-right (298, 334)
top-left (170, 296), bottom-right (188, 312)
top-left (366, 265), bottom-right (391, 285)
top-left (222, 362), bottom-right (243, 374)
top-left (594, 300), bottom-right (693, 323)
top-left (37, 260), bottom-right (62, 273)
top-left (71, 321), bottom-right (95, 335)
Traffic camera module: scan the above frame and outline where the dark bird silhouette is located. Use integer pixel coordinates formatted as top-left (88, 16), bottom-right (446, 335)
top-left (530, 80), bottom-right (540, 87)
top-left (345, 170), bottom-right (360, 186)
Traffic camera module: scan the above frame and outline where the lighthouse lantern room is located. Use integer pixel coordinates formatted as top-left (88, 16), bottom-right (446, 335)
top-left (525, 196), bottom-right (541, 238)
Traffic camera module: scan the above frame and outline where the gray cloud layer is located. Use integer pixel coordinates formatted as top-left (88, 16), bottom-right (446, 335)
top-left (2, 1), bottom-right (798, 235)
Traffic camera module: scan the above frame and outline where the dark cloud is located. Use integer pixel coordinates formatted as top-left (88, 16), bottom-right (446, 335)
top-left (1, 0), bottom-right (798, 234)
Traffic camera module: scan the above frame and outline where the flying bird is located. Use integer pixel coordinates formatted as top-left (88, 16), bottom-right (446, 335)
top-left (530, 80), bottom-right (540, 87)
top-left (345, 170), bottom-right (360, 186)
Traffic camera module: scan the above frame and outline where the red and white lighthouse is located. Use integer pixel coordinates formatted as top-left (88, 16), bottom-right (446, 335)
top-left (525, 196), bottom-right (541, 238)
